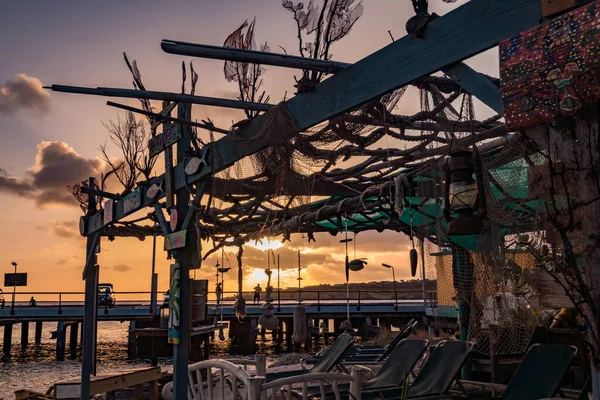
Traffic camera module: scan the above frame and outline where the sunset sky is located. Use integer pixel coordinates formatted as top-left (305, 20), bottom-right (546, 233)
top-left (0, 0), bottom-right (499, 298)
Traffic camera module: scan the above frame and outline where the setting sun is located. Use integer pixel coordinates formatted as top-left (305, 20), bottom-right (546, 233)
top-left (246, 238), bottom-right (284, 252)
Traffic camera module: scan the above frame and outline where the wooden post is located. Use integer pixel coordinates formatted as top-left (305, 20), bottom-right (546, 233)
top-left (3, 323), bottom-right (12, 357)
top-left (203, 335), bottom-right (210, 361)
top-left (149, 379), bottom-right (159, 400)
top-left (34, 321), bottom-right (42, 344)
top-left (20, 321), bottom-right (29, 351)
top-left (69, 322), bottom-right (79, 359)
top-left (255, 354), bottom-right (267, 376)
top-left (128, 320), bottom-right (136, 359)
top-left (81, 175), bottom-right (100, 399)
top-left (56, 321), bottom-right (66, 361)
top-left (172, 103), bottom-right (194, 400)
top-left (134, 384), bottom-right (144, 400)
top-left (247, 376), bottom-right (265, 400)
top-left (349, 365), bottom-right (370, 400)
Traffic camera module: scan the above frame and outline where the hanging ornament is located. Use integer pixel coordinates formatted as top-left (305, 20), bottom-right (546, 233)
top-left (408, 181), bottom-right (418, 277)
top-left (233, 245), bottom-right (246, 320)
top-left (410, 248), bottom-right (418, 277)
top-left (347, 232), bottom-right (367, 271)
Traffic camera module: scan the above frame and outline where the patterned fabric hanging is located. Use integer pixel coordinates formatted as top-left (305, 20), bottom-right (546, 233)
top-left (500, 2), bottom-right (600, 130)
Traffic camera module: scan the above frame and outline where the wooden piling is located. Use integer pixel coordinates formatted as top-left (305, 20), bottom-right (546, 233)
top-left (70, 322), bottom-right (79, 359)
top-left (3, 323), bottom-right (12, 357)
top-left (284, 319), bottom-right (293, 348)
top-left (35, 321), bottom-right (43, 344)
top-left (21, 321), bottom-right (29, 350)
top-left (56, 321), bottom-right (66, 361)
top-left (128, 320), bottom-right (136, 359)
top-left (203, 335), bottom-right (210, 360)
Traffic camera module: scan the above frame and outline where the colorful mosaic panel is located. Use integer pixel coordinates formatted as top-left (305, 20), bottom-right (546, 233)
top-left (500, 1), bottom-right (600, 130)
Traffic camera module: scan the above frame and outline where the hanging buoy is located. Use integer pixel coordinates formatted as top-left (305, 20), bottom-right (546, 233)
top-left (410, 248), bottom-right (418, 277)
top-left (218, 325), bottom-right (225, 341)
top-left (293, 305), bottom-right (307, 344)
top-left (234, 294), bottom-right (246, 320)
top-left (258, 302), bottom-right (280, 330)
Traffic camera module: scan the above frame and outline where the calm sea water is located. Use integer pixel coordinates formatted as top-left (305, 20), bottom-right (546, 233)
top-left (0, 321), bottom-right (287, 399)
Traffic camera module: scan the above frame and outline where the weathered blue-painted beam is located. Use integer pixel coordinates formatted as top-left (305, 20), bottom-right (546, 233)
top-left (162, 39), bottom-right (501, 112)
top-left (442, 63), bottom-right (503, 114)
top-left (82, 0), bottom-right (542, 236)
top-left (286, 0), bottom-right (540, 129)
top-left (46, 85), bottom-right (274, 112)
top-left (161, 40), bottom-right (350, 73)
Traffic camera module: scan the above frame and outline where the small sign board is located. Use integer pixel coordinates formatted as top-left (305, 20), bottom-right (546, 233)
top-left (165, 230), bottom-right (187, 251)
top-left (148, 125), bottom-right (181, 157)
top-left (4, 273), bottom-right (27, 287)
top-left (123, 187), bottom-right (142, 215)
top-left (103, 199), bottom-right (114, 226)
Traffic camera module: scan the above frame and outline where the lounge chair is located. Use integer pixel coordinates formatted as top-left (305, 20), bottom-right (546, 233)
top-left (463, 343), bottom-right (577, 400)
top-left (303, 320), bottom-right (418, 365)
top-left (359, 340), bottom-right (472, 400)
top-left (289, 339), bottom-right (429, 398)
top-left (265, 333), bottom-right (355, 382)
top-left (578, 376), bottom-right (591, 400)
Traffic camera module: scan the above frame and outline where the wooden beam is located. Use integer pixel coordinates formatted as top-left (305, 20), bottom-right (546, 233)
top-left (79, 186), bottom-right (121, 201)
top-left (442, 63), bottom-right (503, 114)
top-left (286, 0), bottom-right (541, 130)
top-left (46, 85), bottom-right (274, 112)
top-left (161, 40), bottom-right (350, 73)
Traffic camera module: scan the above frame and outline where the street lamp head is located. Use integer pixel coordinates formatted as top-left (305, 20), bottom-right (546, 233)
top-left (11, 262), bottom-right (17, 267)
top-left (382, 263), bottom-right (393, 269)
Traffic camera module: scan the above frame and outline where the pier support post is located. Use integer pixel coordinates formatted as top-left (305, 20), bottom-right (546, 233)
top-left (56, 321), bottom-right (66, 361)
top-left (69, 322), bottom-right (79, 359)
top-left (35, 321), bottom-right (43, 344)
top-left (128, 320), bottom-right (136, 359)
top-left (20, 321), bottom-right (29, 350)
top-left (284, 319), bottom-right (293, 348)
top-left (3, 323), bottom-right (13, 357)
top-left (203, 334), bottom-right (210, 361)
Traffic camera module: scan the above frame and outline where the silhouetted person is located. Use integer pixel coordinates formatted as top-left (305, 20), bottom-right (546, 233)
top-left (29, 296), bottom-right (37, 307)
top-left (253, 284), bottom-right (262, 304)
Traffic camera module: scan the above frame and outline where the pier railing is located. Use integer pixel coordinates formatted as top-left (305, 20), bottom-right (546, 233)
top-left (0, 288), bottom-right (438, 313)
top-left (217, 289), bottom-right (438, 310)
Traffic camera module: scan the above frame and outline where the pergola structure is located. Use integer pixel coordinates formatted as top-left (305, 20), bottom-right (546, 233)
top-left (45, 1), bottom-right (570, 398)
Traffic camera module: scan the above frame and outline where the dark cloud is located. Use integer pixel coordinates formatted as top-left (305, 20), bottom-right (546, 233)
top-left (0, 141), bottom-right (106, 207)
top-left (0, 73), bottom-right (50, 114)
top-left (111, 264), bottom-right (132, 272)
top-left (56, 259), bottom-right (67, 266)
top-left (0, 168), bottom-right (33, 196)
top-left (50, 220), bottom-right (79, 238)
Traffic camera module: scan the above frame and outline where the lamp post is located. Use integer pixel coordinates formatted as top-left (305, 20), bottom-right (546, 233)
top-left (10, 261), bottom-right (17, 315)
top-left (382, 263), bottom-right (398, 311)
